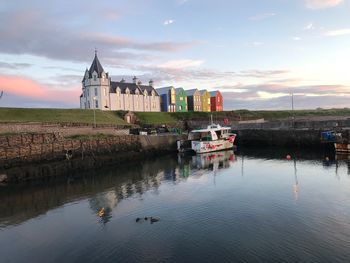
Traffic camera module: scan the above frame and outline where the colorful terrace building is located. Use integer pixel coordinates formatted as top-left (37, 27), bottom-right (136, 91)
top-left (175, 88), bottom-right (188, 112)
top-left (156, 86), bottom-right (177, 112)
top-left (210, 90), bottom-right (223, 111)
top-left (186, 89), bottom-right (202, 112)
top-left (200, 90), bottom-right (211, 112)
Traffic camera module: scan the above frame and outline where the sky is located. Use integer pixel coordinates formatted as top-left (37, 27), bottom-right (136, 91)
top-left (0, 0), bottom-right (350, 110)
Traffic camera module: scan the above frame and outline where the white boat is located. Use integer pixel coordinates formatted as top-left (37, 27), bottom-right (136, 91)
top-left (178, 120), bottom-right (236, 154)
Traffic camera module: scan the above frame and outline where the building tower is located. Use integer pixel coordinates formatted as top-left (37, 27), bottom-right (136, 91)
top-left (80, 51), bottom-right (111, 110)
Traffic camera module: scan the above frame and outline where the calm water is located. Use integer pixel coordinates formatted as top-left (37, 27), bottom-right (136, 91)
top-left (1, 148), bottom-right (350, 263)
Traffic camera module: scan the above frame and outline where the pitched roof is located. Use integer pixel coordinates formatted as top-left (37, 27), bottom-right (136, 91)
top-left (140, 85), bottom-right (159, 96)
top-left (156, 86), bottom-right (174, 95)
top-left (88, 53), bottom-right (105, 78)
top-left (199, 89), bottom-right (209, 95)
top-left (110, 81), bottom-right (159, 95)
top-left (209, 91), bottom-right (218, 97)
top-left (185, 89), bottom-right (199, 96)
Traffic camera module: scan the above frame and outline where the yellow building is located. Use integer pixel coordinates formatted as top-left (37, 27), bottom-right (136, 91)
top-left (200, 90), bottom-right (211, 112)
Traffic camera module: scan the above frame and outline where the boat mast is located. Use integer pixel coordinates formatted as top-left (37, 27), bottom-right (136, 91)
top-left (210, 114), bottom-right (213, 125)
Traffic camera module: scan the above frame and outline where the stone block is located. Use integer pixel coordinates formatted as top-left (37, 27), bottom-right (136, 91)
top-left (53, 142), bottom-right (63, 153)
top-left (32, 134), bottom-right (44, 144)
top-left (0, 136), bottom-right (8, 147)
top-left (21, 134), bottom-right (33, 145)
top-left (19, 146), bottom-right (31, 157)
top-left (30, 144), bottom-right (42, 156)
top-left (8, 135), bottom-right (22, 147)
top-left (6, 147), bottom-right (20, 159)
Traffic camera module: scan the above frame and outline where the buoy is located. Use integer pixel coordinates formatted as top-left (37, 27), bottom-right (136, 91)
top-left (286, 155), bottom-right (292, 160)
top-left (98, 208), bottom-right (105, 217)
top-left (144, 217), bottom-right (148, 220)
top-left (136, 217), bottom-right (140, 222)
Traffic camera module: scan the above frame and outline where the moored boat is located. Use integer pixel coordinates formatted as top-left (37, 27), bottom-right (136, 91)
top-left (178, 122), bottom-right (236, 154)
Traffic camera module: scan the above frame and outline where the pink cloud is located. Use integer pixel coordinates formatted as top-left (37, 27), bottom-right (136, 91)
top-left (0, 75), bottom-right (80, 103)
top-left (305, 0), bottom-right (343, 9)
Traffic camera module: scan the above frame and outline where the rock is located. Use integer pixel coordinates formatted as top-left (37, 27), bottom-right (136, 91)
top-left (0, 173), bottom-right (7, 183)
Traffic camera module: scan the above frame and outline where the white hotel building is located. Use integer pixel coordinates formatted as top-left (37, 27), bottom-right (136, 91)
top-left (80, 53), bottom-right (161, 112)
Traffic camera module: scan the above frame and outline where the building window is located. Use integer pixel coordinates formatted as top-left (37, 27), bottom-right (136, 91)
top-left (104, 88), bottom-right (106, 96)
top-left (95, 100), bottom-right (99, 108)
top-left (95, 88), bottom-right (98, 96)
top-left (218, 97), bottom-right (220, 102)
top-left (180, 97), bottom-right (183, 101)
top-left (88, 101), bottom-right (90, 108)
top-left (87, 89), bottom-right (89, 96)
top-left (179, 105), bottom-right (182, 110)
top-left (94, 75), bottom-right (97, 81)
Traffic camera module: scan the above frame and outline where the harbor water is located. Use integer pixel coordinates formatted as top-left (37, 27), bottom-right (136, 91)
top-left (1, 147), bottom-right (350, 262)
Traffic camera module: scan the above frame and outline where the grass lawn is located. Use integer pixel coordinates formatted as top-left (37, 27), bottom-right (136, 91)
top-left (0, 108), bottom-right (128, 125)
top-left (134, 112), bottom-right (178, 125)
top-left (135, 108), bottom-right (350, 125)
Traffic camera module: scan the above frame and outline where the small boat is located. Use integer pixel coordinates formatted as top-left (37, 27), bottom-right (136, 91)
top-left (178, 118), bottom-right (236, 154)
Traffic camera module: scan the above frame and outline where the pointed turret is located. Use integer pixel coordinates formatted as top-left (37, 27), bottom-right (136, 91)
top-left (82, 68), bottom-right (89, 82)
top-left (88, 51), bottom-right (105, 78)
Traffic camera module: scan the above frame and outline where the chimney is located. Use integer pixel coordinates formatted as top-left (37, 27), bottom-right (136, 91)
top-left (149, 79), bottom-right (154, 87)
top-left (133, 76), bottom-right (137, 84)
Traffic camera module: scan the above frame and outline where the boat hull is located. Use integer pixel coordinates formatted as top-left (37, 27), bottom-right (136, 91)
top-left (191, 139), bottom-right (234, 154)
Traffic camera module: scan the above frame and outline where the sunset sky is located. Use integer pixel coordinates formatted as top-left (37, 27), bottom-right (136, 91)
top-left (0, 0), bottom-right (350, 109)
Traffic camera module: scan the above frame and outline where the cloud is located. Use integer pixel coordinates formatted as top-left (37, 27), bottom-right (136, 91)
top-left (0, 62), bottom-right (31, 69)
top-left (324, 28), bottom-right (350, 36)
top-left (220, 83), bottom-right (350, 110)
top-left (178, 0), bottom-right (189, 4)
top-left (238, 70), bottom-right (289, 78)
top-left (163, 19), bottom-right (175, 26)
top-left (0, 75), bottom-right (80, 104)
top-left (158, 59), bottom-right (204, 69)
top-left (304, 22), bottom-right (315, 30)
top-left (0, 10), bottom-right (199, 64)
top-left (253, 42), bottom-right (264, 46)
top-left (249, 13), bottom-right (276, 21)
top-left (305, 0), bottom-right (343, 9)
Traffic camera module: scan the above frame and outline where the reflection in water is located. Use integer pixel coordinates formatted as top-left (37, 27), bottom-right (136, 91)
top-left (2, 148), bottom-right (350, 262)
top-left (293, 158), bottom-right (299, 201)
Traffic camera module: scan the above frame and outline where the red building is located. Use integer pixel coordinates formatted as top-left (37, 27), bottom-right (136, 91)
top-left (210, 91), bottom-right (223, 111)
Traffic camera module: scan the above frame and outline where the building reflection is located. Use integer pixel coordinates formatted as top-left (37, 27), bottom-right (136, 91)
top-left (4, 148), bottom-right (347, 227)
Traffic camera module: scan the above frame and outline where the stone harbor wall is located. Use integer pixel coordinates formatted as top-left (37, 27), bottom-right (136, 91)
top-left (0, 133), bottom-right (181, 183)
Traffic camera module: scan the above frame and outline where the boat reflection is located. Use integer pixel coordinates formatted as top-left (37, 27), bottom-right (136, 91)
top-left (178, 150), bottom-right (236, 176)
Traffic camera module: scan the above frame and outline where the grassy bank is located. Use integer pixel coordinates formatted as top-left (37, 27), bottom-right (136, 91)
top-left (135, 108), bottom-right (350, 125)
top-left (0, 108), bottom-right (128, 125)
top-left (134, 112), bottom-right (178, 125)
top-left (0, 107), bottom-right (349, 126)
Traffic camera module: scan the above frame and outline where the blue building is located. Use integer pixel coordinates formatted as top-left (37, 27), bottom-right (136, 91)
top-left (156, 86), bottom-right (176, 112)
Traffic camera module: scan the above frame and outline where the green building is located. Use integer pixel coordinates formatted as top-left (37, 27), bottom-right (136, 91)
top-left (175, 88), bottom-right (188, 112)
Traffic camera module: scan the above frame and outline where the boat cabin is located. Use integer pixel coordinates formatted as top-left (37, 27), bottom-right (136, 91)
top-left (188, 124), bottom-right (231, 141)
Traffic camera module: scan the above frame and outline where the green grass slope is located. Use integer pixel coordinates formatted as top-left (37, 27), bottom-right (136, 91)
top-left (0, 108), bottom-right (128, 125)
